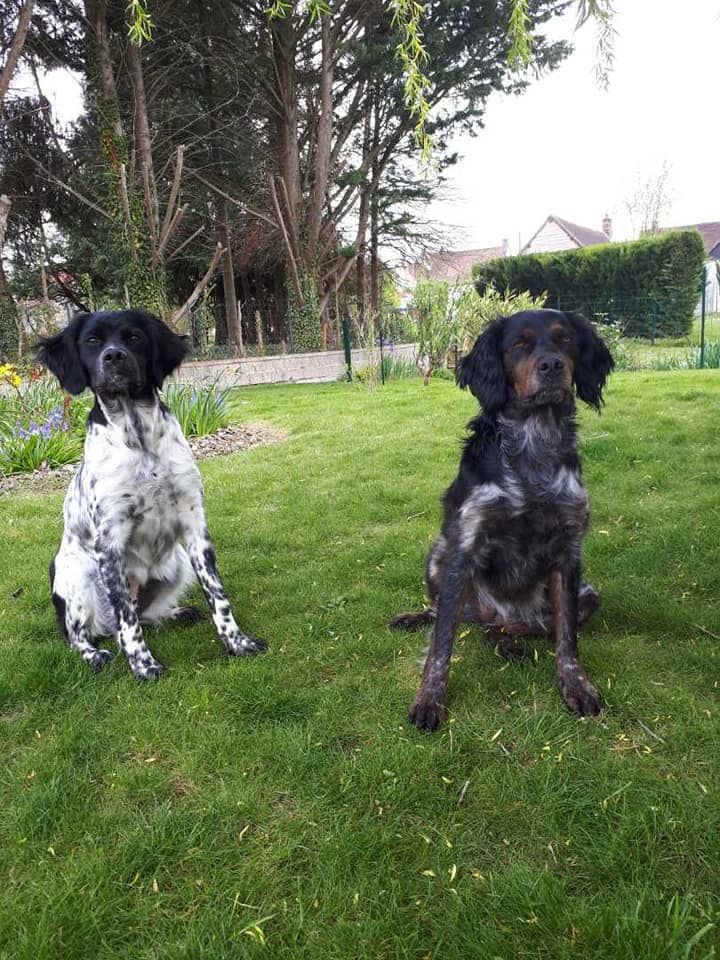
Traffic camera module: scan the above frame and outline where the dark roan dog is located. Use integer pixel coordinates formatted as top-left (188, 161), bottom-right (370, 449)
top-left (37, 309), bottom-right (267, 680)
top-left (391, 309), bottom-right (614, 731)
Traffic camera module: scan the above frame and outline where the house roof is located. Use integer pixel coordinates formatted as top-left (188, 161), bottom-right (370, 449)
top-left (522, 214), bottom-right (610, 253)
top-left (667, 221), bottom-right (720, 259)
top-left (551, 215), bottom-right (611, 248)
top-left (408, 246), bottom-right (506, 282)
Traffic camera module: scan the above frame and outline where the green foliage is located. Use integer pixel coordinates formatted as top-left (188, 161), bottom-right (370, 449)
top-left (474, 230), bottom-right (706, 339)
top-left (0, 427), bottom-right (82, 474)
top-left (289, 272), bottom-right (322, 353)
top-left (508, 0), bottom-right (533, 66)
top-left (592, 319), bottom-right (635, 371)
top-left (0, 377), bottom-right (88, 474)
top-left (0, 299), bottom-right (19, 361)
top-left (455, 282), bottom-right (548, 350)
top-left (388, 0), bottom-right (432, 159)
top-left (410, 278), bottom-right (458, 384)
top-left (381, 352), bottom-right (417, 380)
top-left (126, 0), bottom-right (155, 44)
top-left (162, 382), bottom-right (232, 437)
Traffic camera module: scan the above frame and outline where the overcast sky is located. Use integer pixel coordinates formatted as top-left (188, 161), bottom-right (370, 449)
top-left (21, 0), bottom-right (720, 257)
top-left (427, 0), bottom-right (720, 253)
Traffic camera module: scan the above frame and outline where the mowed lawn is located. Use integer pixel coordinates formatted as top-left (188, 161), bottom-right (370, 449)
top-left (1, 371), bottom-right (719, 960)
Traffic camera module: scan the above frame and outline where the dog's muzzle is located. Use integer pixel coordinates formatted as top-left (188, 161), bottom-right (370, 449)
top-left (97, 346), bottom-right (140, 392)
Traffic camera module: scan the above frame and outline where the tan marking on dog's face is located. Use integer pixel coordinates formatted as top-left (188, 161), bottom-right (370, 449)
top-left (510, 354), bottom-right (539, 400)
top-left (548, 323), bottom-right (576, 388)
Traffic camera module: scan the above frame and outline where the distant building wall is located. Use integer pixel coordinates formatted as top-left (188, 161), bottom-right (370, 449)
top-left (523, 221), bottom-right (577, 254)
top-left (175, 343), bottom-right (417, 388)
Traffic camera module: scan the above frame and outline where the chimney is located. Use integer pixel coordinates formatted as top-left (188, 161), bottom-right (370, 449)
top-left (602, 213), bottom-right (612, 239)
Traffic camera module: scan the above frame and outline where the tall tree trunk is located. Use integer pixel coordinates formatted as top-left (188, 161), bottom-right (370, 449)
top-left (307, 14), bottom-right (333, 261)
top-left (370, 157), bottom-right (380, 330)
top-left (127, 39), bottom-right (159, 240)
top-left (271, 16), bottom-right (301, 255)
top-left (0, 0), bottom-right (35, 109)
top-left (216, 198), bottom-right (241, 355)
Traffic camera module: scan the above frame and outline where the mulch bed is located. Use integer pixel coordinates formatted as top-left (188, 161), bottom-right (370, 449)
top-left (0, 421), bottom-right (286, 499)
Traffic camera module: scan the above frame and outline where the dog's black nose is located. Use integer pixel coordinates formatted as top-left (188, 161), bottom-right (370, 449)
top-left (102, 346), bottom-right (128, 367)
top-left (538, 355), bottom-right (565, 376)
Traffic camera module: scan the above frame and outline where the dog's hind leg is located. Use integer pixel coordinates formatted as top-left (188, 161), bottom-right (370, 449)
top-left (389, 606), bottom-right (436, 631)
top-left (137, 549), bottom-right (204, 626)
top-left (50, 560), bottom-right (115, 673)
top-left (389, 534), bottom-right (445, 632)
top-left (483, 578), bottom-right (601, 656)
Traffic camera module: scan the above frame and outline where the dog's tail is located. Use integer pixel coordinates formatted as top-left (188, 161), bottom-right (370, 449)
top-left (388, 607), bottom-right (436, 631)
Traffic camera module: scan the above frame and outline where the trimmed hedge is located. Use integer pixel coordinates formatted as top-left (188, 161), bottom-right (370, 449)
top-left (473, 230), bottom-right (706, 338)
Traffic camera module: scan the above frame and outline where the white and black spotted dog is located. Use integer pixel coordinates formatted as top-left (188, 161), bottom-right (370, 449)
top-left (37, 309), bottom-right (267, 680)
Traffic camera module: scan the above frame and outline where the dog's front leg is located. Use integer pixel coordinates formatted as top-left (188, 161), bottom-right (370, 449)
top-left (96, 544), bottom-right (166, 680)
top-left (409, 550), bottom-right (467, 732)
top-left (185, 527), bottom-right (267, 657)
top-left (549, 564), bottom-right (601, 716)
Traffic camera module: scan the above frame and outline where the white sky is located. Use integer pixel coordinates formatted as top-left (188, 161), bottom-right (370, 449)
top-left (15, 0), bottom-right (720, 257)
top-left (427, 0), bottom-right (720, 253)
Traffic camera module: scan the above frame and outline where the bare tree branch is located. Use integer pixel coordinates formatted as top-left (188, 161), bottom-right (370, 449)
top-left (269, 175), bottom-right (304, 305)
top-left (171, 241), bottom-right (224, 327)
top-left (189, 171), bottom-right (277, 228)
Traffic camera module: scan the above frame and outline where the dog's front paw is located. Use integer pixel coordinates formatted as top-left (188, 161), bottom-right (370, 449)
top-left (129, 653), bottom-right (167, 681)
top-left (223, 633), bottom-right (268, 657)
top-left (559, 672), bottom-right (601, 716)
top-left (89, 648), bottom-right (115, 673)
top-left (408, 691), bottom-right (446, 733)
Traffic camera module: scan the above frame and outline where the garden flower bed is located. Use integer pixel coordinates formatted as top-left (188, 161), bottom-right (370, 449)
top-left (0, 364), bottom-right (285, 496)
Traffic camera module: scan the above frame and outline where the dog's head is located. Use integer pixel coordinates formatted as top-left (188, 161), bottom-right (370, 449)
top-left (457, 309), bottom-right (614, 416)
top-left (36, 310), bottom-right (188, 398)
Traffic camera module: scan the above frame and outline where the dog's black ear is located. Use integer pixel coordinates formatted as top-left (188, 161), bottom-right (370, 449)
top-left (146, 314), bottom-right (188, 388)
top-left (36, 312), bottom-right (91, 395)
top-left (565, 311), bottom-right (614, 411)
top-left (456, 317), bottom-right (507, 414)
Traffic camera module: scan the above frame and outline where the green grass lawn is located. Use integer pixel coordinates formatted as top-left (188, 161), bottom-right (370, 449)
top-left (622, 314), bottom-right (720, 369)
top-left (1, 372), bottom-right (719, 959)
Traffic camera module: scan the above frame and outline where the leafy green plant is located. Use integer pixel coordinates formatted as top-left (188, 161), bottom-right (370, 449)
top-left (162, 381), bottom-right (232, 437)
top-left (411, 279), bottom-right (458, 385)
top-left (0, 370), bottom-right (89, 474)
top-left (456, 283), bottom-right (547, 350)
top-left (380, 353), bottom-right (417, 381)
top-left (592, 318), bottom-right (635, 371)
top-left (0, 425), bottom-right (82, 474)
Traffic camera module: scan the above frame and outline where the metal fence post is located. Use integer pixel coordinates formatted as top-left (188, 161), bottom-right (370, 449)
top-left (650, 299), bottom-right (658, 344)
top-left (379, 331), bottom-right (385, 384)
top-left (342, 316), bottom-right (352, 381)
top-left (700, 263), bottom-right (707, 369)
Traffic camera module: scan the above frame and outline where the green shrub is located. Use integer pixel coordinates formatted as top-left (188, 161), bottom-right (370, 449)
top-left (474, 230), bottom-right (705, 339)
top-left (0, 425), bottom-right (82, 474)
top-left (380, 353), bottom-right (417, 381)
top-left (162, 382), bottom-right (232, 437)
top-left (411, 279), bottom-right (458, 384)
top-left (456, 284), bottom-right (548, 350)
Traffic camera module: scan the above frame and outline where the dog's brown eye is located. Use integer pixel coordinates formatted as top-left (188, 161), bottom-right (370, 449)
top-left (86, 336), bottom-right (100, 345)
